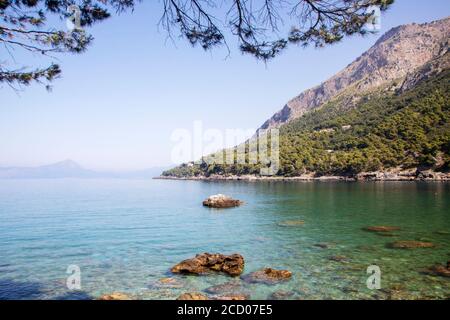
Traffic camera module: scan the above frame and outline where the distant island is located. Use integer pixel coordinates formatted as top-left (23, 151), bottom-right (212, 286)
top-left (161, 18), bottom-right (450, 182)
top-left (0, 160), bottom-right (168, 179)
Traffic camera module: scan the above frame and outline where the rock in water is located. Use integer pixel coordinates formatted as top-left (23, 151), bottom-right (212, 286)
top-left (363, 226), bottom-right (401, 233)
top-left (328, 255), bottom-right (349, 263)
top-left (203, 194), bottom-right (242, 208)
top-left (387, 241), bottom-right (435, 249)
top-left (98, 292), bottom-right (131, 300)
top-left (421, 261), bottom-right (450, 278)
top-left (171, 253), bottom-right (244, 276)
top-left (375, 233), bottom-right (398, 237)
top-left (205, 280), bottom-right (247, 295)
top-left (242, 268), bottom-right (292, 285)
top-left (268, 290), bottom-right (295, 300)
top-left (277, 220), bottom-right (305, 227)
top-left (159, 277), bottom-right (177, 284)
top-left (204, 280), bottom-right (251, 300)
top-left (177, 293), bottom-right (209, 300)
top-left (313, 243), bottom-right (332, 249)
top-left (211, 294), bottom-right (249, 300)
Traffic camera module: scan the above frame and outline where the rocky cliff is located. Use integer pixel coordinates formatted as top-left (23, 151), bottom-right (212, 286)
top-left (260, 17), bottom-right (450, 130)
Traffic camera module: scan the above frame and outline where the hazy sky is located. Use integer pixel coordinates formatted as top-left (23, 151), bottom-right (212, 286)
top-left (1, 0), bottom-right (449, 171)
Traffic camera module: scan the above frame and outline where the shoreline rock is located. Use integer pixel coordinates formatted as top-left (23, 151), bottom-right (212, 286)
top-left (203, 194), bottom-right (243, 208)
top-left (155, 168), bottom-right (450, 182)
top-left (171, 253), bottom-right (244, 276)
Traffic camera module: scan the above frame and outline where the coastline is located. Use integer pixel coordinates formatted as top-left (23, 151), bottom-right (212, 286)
top-left (154, 169), bottom-right (450, 182)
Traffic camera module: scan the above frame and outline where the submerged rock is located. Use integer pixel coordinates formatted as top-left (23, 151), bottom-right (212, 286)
top-left (363, 226), bottom-right (401, 233)
top-left (382, 288), bottom-right (414, 300)
top-left (390, 284), bottom-right (406, 291)
top-left (153, 277), bottom-right (184, 288)
top-left (268, 290), bottom-right (295, 300)
top-left (277, 220), bottom-right (305, 227)
top-left (177, 292), bottom-right (209, 300)
top-left (211, 294), bottom-right (249, 300)
top-left (171, 253), bottom-right (244, 276)
top-left (204, 280), bottom-right (247, 295)
top-left (341, 287), bottom-right (359, 294)
top-left (203, 194), bottom-right (243, 208)
top-left (159, 277), bottom-right (179, 284)
top-left (98, 292), bottom-right (132, 300)
top-left (313, 243), bottom-right (330, 249)
top-left (356, 245), bottom-right (377, 252)
top-left (421, 261), bottom-right (450, 278)
top-left (376, 233), bottom-right (398, 237)
top-left (242, 268), bottom-right (292, 285)
top-left (387, 241), bottom-right (435, 249)
top-left (328, 255), bottom-right (349, 263)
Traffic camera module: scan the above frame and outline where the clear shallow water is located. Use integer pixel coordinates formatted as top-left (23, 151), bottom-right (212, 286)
top-left (0, 179), bottom-right (448, 300)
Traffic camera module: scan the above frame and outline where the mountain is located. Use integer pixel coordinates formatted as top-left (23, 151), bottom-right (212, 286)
top-left (0, 160), bottom-right (168, 179)
top-left (0, 160), bottom-right (97, 179)
top-left (162, 17), bottom-right (450, 180)
top-left (260, 17), bottom-right (450, 130)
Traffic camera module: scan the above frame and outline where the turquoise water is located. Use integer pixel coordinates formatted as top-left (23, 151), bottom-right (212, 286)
top-left (0, 179), bottom-right (448, 300)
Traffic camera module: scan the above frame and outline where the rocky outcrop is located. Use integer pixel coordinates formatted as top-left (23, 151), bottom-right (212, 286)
top-left (388, 241), bottom-right (435, 249)
top-left (158, 169), bottom-right (450, 181)
top-left (171, 253), bottom-right (244, 276)
top-left (356, 169), bottom-right (450, 181)
top-left (98, 292), bottom-right (132, 300)
top-left (242, 268), bottom-right (292, 285)
top-left (203, 194), bottom-right (243, 208)
top-left (399, 48), bottom-right (450, 93)
top-left (260, 17), bottom-right (450, 130)
top-left (416, 170), bottom-right (450, 181)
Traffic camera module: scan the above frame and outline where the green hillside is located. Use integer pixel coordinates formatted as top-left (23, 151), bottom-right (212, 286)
top-left (163, 69), bottom-right (450, 178)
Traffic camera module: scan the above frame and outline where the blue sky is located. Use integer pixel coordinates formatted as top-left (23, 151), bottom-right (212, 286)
top-left (1, 0), bottom-right (449, 171)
